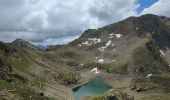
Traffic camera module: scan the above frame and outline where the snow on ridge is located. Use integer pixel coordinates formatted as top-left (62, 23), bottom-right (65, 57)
top-left (82, 41), bottom-right (91, 46)
top-left (115, 34), bottom-right (122, 38)
top-left (98, 40), bottom-right (112, 51)
top-left (88, 38), bottom-right (101, 43)
top-left (109, 33), bottom-right (122, 39)
top-left (79, 38), bottom-right (101, 46)
top-left (106, 40), bottom-right (112, 47)
top-left (109, 33), bottom-right (114, 39)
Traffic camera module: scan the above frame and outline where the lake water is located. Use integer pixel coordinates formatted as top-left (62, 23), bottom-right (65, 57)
top-left (73, 76), bottom-right (111, 100)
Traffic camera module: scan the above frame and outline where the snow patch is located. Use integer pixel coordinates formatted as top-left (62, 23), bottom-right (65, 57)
top-left (113, 48), bottom-right (116, 52)
top-left (90, 67), bottom-right (100, 74)
top-left (82, 41), bottom-right (88, 45)
top-left (98, 40), bottom-right (112, 51)
top-left (111, 44), bottom-right (115, 47)
top-left (136, 27), bottom-right (139, 30)
top-left (88, 38), bottom-right (101, 43)
top-left (81, 38), bottom-right (101, 46)
top-left (115, 34), bottom-right (122, 38)
top-left (82, 41), bottom-right (92, 46)
top-left (98, 59), bottom-right (104, 63)
top-left (98, 47), bottom-right (105, 51)
top-left (112, 60), bottom-right (116, 62)
top-left (106, 40), bottom-right (112, 47)
top-left (109, 33), bottom-right (114, 39)
top-left (159, 50), bottom-right (165, 56)
top-left (78, 44), bottom-right (82, 47)
top-left (146, 74), bottom-right (152, 78)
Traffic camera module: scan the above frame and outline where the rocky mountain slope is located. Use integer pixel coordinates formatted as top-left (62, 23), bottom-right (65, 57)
top-left (70, 14), bottom-right (170, 52)
top-left (68, 14), bottom-right (170, 74)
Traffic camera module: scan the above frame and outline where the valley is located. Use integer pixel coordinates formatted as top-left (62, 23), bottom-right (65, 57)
top-left (1, 14), bottom-right (170, 100)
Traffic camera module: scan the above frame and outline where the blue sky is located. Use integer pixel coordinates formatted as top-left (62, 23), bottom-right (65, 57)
top-left (137, 0), bottom-right (159, 14)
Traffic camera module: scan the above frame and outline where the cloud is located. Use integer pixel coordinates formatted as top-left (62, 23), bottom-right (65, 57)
top-left (0, 0), bottom-right (138, 45)
top-left (141, 0), bottom-right (170, 17)
top-left (34, 35), bottom-right (80, 46)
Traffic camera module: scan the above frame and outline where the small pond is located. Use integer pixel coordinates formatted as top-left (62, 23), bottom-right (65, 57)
top-left (73, 76), bottom-right (111, 100)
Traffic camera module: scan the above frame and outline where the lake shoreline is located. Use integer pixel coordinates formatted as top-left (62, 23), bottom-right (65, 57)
top-left (73, 75), bottom-right (111, 100)
top-left (71, 70), bottom-right (100, 89)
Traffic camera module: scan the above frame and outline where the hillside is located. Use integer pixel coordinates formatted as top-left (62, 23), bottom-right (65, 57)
top-left (68, 14), bottom-right (170, 74)
top-left (0, 41), bottom-right (90, 100)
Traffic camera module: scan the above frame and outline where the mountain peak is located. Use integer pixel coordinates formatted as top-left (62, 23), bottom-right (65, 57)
top-left (13, 38), bottom-right (27, 43)
top-left (69, 14), bottom-right (170, 49)
top-left (12, 38), bottom-right (37, 49)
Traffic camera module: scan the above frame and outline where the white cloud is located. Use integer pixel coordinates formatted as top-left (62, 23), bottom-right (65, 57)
top-left (34, 35), bottom-right (80, 46)
top-left (0, 0), bottom-right (138, 45)
top-left (141, 0), bottom-right (170, 17)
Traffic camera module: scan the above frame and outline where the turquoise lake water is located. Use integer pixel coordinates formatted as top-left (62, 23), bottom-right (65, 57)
top-left (72, 76), bottom-right (111, 100)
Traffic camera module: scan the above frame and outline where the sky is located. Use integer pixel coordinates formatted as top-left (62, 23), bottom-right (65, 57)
top-left (0, 0), bottom-right (170, 46)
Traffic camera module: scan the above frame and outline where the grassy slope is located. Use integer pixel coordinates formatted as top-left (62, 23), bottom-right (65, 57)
top-left (128, 41), bottom-right (170, 100)
top-left (80, 39), bottom-right (170, 100)
top-left (0, 43), bottom-right (89, 100)
top-left (1, 38), bottom-right (170, 100)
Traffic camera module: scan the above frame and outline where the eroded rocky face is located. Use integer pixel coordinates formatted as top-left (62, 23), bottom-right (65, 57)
top-left (0, 58), bottom-right (12, 81)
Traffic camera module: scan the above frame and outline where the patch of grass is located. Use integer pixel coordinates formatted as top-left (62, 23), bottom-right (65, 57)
top-left (131, 44), bottom-right (168, 76)
top-left (83, 62), bottom-right (129, 74)
top-left (92, 96), bottom-right (104, 100)
top-left (0, 80), bottom-right (50, 100)
top-left (91, 89), bottom-right (134, 100)
top-left (0, 80), bottom-right (16, 90)
top-left (150, 73), bottom-right (170, 92)
top-left (132, 72), bottom-right (170, 92)
top-left (142, 93), bottom-right (170, 100)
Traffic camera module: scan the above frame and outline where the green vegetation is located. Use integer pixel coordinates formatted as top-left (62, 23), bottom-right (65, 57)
top-left (131, 72), bottom-right (170, 96)
top-left (131, 41), bottom-right (168, 76)
top-left (92, 96), bottom-right (104, 100)
top-left (0, 80), bottom-right (50, 100)
top-left (130, 40), bottom-right (170, 94)
top-left (0, 42), bottom-right (84, 99)
top-left (83, 62), bottom-right (129, 74)
top-left (90, 89), bottom-right (134, 100)
top-left (141, 93), bottom-right (170, 100)
top-left (150, 73), bottom-right (170, 92)
top-left (52, 70), bottom-right (81, 86)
